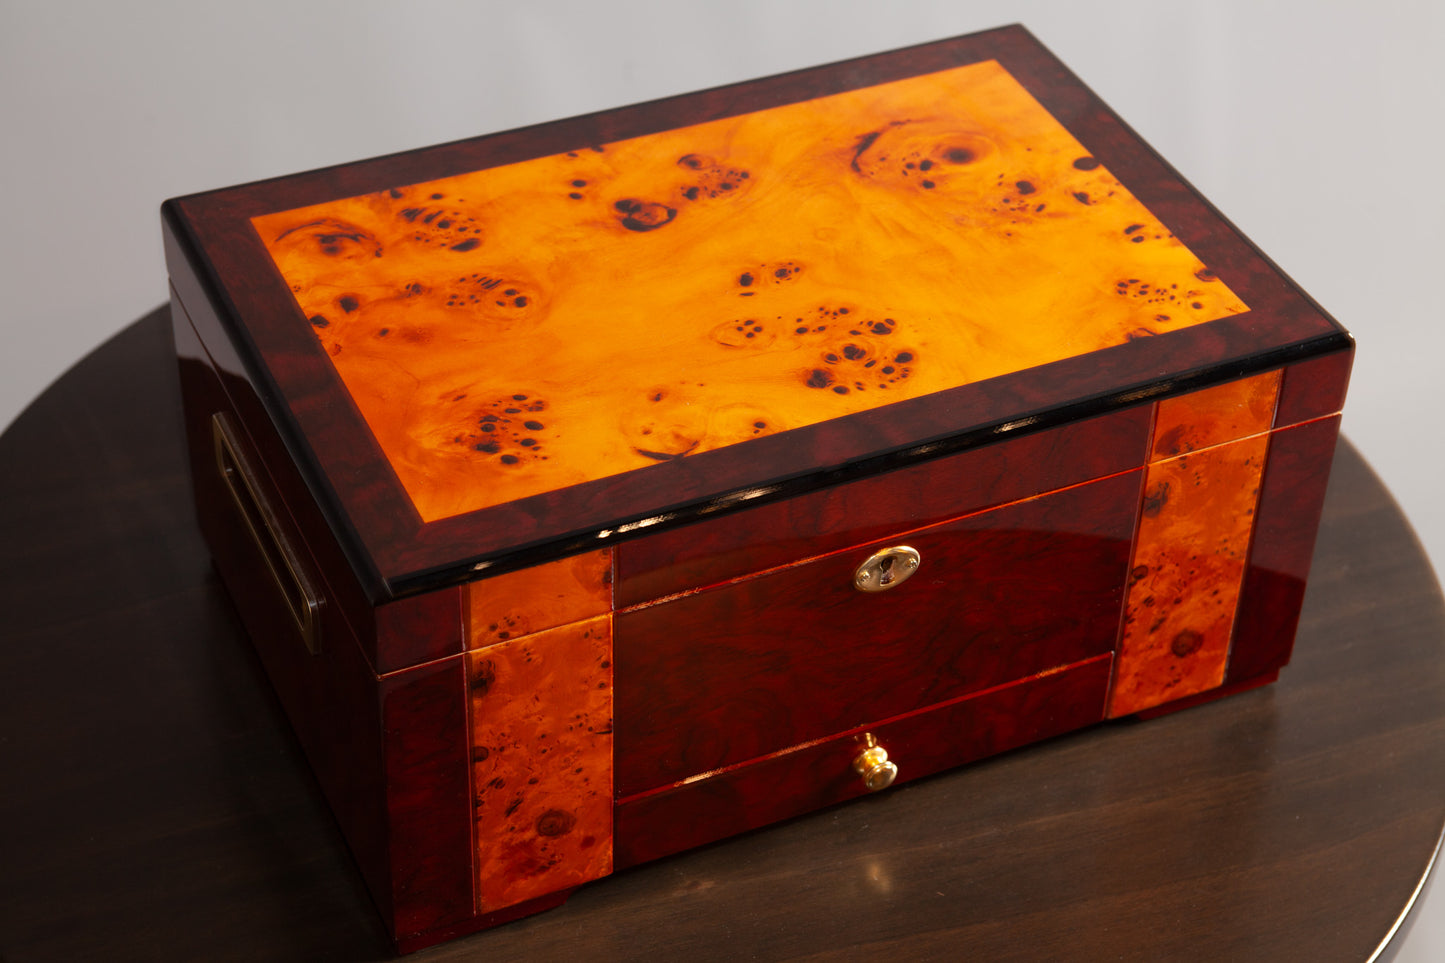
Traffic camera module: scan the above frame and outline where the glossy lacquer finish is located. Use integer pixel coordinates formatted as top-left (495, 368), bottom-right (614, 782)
top-left (1108, 370), bottom-right (1280, 717)
top-left (1227, 414), bottom-right (1343, 685)
top-left (467, 616), bottom-right (613, 913)
top-left (466, 548), bottom-right (612, 647)
top-left (616, 405), bottom-right (1150, 605)
top-left (159, 23), bottom-right (1355, 956)
top-left (615, 469), bottom-right (1139, 797)
top-left (252, 59), bottom-right (1242, 524)
top-left (164, 26), bottom-right (1348, 591)
top-left (614, 655), bottom-right (1112, 868)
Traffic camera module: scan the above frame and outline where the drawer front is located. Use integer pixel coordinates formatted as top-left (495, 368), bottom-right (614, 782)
top-left (614, 654), bottom-right (1112, 868)
top-left (615, 406), bottom-right (1150, 606)
top-left (614, 469), bottom-right (1140, 798)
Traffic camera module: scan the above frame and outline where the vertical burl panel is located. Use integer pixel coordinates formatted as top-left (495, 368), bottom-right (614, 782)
top-left (1151, 370), bottom-right (1281, 459)
top-left (467, 615), bottom-right (613, 913)
top-left (1107, 371), bottom-right (1280, 717)
top-left (466, 549), bottom-right (612, 647)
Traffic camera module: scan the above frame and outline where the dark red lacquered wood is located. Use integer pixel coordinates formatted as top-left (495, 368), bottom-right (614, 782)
top-left (614, 654), bottom-right (1111, 869)
top-left (174, 312), bottom-right (393, 920)
top-left (161, 25), bottom-right (1349, 594)
top-left (617, 406), bottom-right (1150, 606)
top-left (1276, 348), bottom-right (1354, 428)
top-left (1226, 415), bottom-right (1343, 685)
top-left (169, 281), bottom-right (386, 647)
top-left (180, 306), bottom-right (481, 948)
top-left (172, 282), bottom-right (426, 675)
top-left (614, 470), bottom-right (1140, 797)
top-left (376, 588), bottom-right (464, 676)
top-left (379, 658), bottom-right (475, 942)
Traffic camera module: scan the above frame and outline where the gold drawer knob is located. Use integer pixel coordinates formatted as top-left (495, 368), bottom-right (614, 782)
top-left (853, 545), bottom-right (921, 593)
top-left (853, 734), bottom-right (898, 792)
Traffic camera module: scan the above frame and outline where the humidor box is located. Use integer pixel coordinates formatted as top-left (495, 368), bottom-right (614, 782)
top-left (163, 24), bottom-right (1351, 952)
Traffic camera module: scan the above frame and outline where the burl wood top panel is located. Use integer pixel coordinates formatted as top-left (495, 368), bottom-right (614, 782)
top-left (252, 60), bottom-right (1245, 522)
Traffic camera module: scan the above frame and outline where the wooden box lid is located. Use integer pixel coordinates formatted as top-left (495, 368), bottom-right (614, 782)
top-left (162, 25), bottom-right (1349, 600)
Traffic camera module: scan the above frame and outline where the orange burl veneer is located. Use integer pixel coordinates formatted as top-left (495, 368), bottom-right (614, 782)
top-left (466, 549), bottom-right (612, 648)
top-left (251, 59), bottom-right (1246, 522)
top-left (1108, 372), bottom-right (1281, 717)
top-left (1152, 369), bottom-right (1281, 459)
top-left (467, 616), bottom-right (613, 913)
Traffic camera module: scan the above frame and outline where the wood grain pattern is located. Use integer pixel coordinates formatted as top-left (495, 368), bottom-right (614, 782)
top-left (1108, 433), bottom-right (1270, 717)
top-left (251, 60), bottom-right (1245, 523)
top-left (164, 28), bottom-right (1347, 590)
top-left (614, 654), bottom-right (1111, 868)
top-left (615, 470), bottom-right (1139, 797)
top-left (468, 616), bottom-right (613, 913)
top-left (466, 549), bottom-right (613, 648)
top-left (1151, 369), bottom-right (1280, 460)
top-left (616, 405), bottom-right (1150, 605)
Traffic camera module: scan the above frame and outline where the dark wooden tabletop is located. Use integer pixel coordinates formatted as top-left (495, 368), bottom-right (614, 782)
top-left (1, 307), bottom-right (1442, 962)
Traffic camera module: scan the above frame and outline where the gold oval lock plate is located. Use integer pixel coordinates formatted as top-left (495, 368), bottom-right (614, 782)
top-left (853, 545), bottom-right (921, 593)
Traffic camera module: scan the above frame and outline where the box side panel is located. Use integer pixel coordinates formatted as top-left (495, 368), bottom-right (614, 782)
top-left (1275, 348), bottom-right (1353, 428)
top-left (165, 235), bottom-right (380, 653)
top-left (168, 229), bottom-right (464, 674)
top-left (173, 303), bottom-right (393, 922)
top-left (1226, 415), bottom-right (1343, 685)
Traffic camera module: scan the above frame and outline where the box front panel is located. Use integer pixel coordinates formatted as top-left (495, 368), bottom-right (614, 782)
top-left (616, 405), bottom-right (1151, 605)
top-left (614, 469), bottom-right (1141, 798)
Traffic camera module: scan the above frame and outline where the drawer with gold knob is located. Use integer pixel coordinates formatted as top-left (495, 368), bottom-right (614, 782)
top-left (613, 654), bottom-right (1112, 867)
top-left (614, 468), bottom-right (1139, 799)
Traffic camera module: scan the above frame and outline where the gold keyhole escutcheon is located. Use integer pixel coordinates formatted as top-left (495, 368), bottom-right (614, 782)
top-left (853, 733), bottom-right (898, 792)
top-left (853, 545), bottom-right (921, 593)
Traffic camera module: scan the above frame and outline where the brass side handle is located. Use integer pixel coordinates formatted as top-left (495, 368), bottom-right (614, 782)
top-left (853, 545), bottom-right (921, 593)
top-left (853, 733), bottom-right (898, 792)
top-left (212, 412), bottom-right (324, 654)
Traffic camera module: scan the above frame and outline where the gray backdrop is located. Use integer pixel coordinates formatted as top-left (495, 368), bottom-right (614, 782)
top-left (3, 1), bottom-right (1441, 957)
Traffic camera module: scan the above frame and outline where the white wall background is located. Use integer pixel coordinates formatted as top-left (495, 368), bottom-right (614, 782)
top-left (2, 1), bottom-right (1442, 956)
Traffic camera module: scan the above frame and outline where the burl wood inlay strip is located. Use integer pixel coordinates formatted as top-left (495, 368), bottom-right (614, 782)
top-left (467, 615), bottom-right (613, 913)
top-left (252, 60), bottom-right (1246, 522)
top-left (466, 548), bottom-right (612, 649)
top-left (1151, 370), bottom-right (1281, 460)
top-left (1108, 373), bottom-right (1281, 717)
